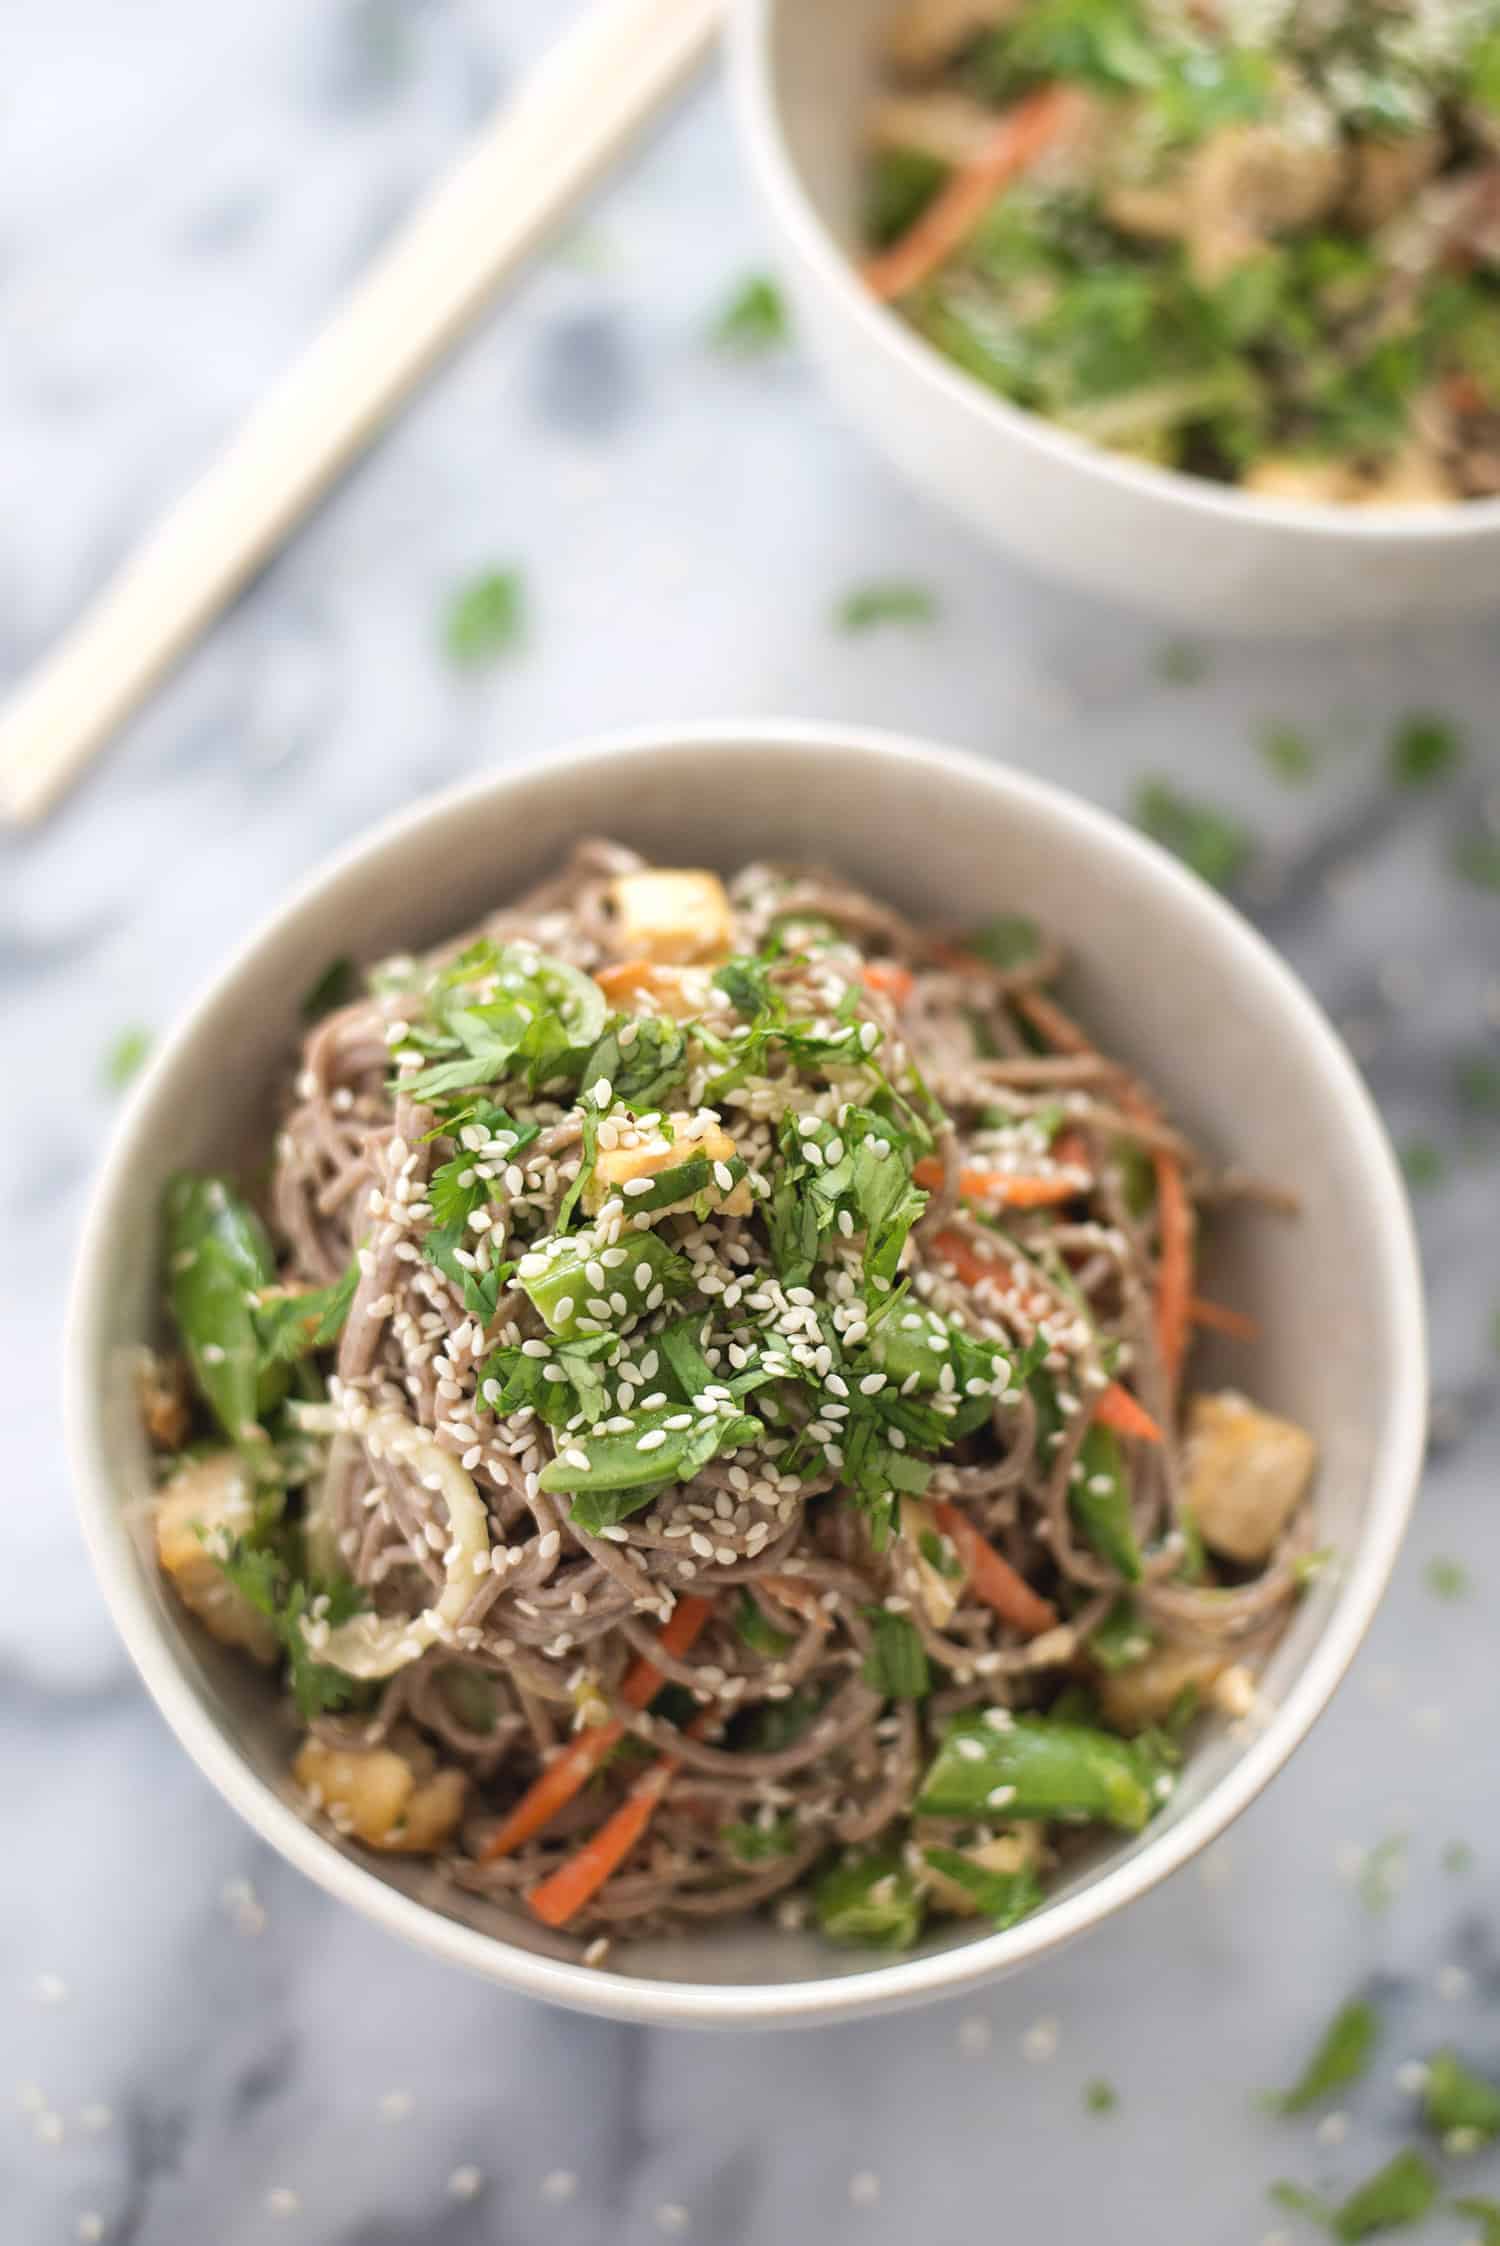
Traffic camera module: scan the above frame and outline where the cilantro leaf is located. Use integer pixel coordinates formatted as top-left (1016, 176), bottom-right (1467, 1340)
top-left (711, 274), bottom-right (789, 354)
top-left (734, 1589), bottom-right (794, 1657)
top-left (444, 569), bottom-right (525, 666)
top-left (835, 581), bottom-right (939, 634)
top-left (1331, 2150), bottom-right (1436, 2241)
top-left (252, 1261), bottom-right (360, 1368)
top-left (1424, 2051), bottom-right (1500, 2142)
top-left (1267, 1998), bottom-right (1380, 2115)
top-left (721, 1815), bottom-right (800, 1862)
top-left (213, 1536), bottom-right (367, 1720)
top-left (1134, 779), bottom-right (1253, 890)
top-left (1391, 714), bottom-right (1461, 788)
top-left (965, 914), bottom-right (1042, 969)
top-left (103, 1025), bottom-right (152, 1090)
top-left (581, 1015), bottom-right (688, 1110)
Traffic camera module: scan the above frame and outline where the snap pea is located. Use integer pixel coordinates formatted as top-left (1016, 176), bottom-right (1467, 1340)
top-left (1070, 1423), bottom-right (1144, 1583)
top-left (814, 1847), bottom-right (926, 1951)
top-left (917, 1712), bottom-right (1155, 1832)
top-left (163, 1173), bottom-right (282, 1448)
top-left (518, 1228), bottom-right (692, 1340)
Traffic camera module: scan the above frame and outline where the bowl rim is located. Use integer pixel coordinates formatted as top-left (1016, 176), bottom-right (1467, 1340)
top-left (728, 0), bottom-right (1500, 546)
top-left (66, 718), bottom-right (1427, 2029)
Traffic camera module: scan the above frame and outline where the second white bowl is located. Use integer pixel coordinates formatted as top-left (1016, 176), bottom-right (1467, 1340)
top-left (730, 0), bottom-right (1500, 634)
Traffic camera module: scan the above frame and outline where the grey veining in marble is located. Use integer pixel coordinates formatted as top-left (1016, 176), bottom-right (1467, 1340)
top-left (4, 5), bottom-right (1500, 2242)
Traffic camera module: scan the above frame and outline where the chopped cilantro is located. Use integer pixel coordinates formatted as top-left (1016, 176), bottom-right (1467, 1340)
top-left (1358, 1832), bottom-right (1407, 1915)
top-left (1083, 2078), bottom-right (1118, 2115)
top-left (835, 581), bottom-right (939, 634)
top-left (1425, 2052), bottom-right (1500, 2143)
top-left (1424, 1556), bottom-right (1470, 1603)
top-left (1454, 2199), bottom-right (1500, 2246)
top-left (1267, 1997), bottom-right (1380, 2115)
top-left (1332, 2150), bottom-right (1437, 2241)
top-left (721, 1815), bottom-right (800, 1863)
top-left (1260, 723), bottom-right (1318, 785)
top-left (214, 1536), bottom-right (367, 1719)
top-left (1454, 835), bottom-right (1500, 892)
top-left (814, 1847), bottom-right (925, 1950)
top-left (867, 145), bottom-right (948, 248)
top-left (711, 274), bottom-right (789, 355)
top-left (443, 569), bottom-right (525, 666)
top-left (1133, 779), bottom-right (1253, 890)
top-left (395, 942), bottom-right (605, 1103)
top-left (1444, 1841), bottom-right (1475, 1876)
top-left (1270, 2178), bottom-right (1334, 2229)
top-left (252, 1260), bottom-right (360, 1367)
top-left (1156, 640), bottom-right (1207, 685)
top-left (581, 1015), bottom-right (688, 1109)
top-left (965, 914), bottom-right (1042, 970)
top-left (103, 1025), bottom-right (151, 1090)
top-left (1400, 1139), bottom-right (1446, 1189)
top-left (862, 1610), bottom-right (931, 1700)
top-left (1391, 715), bottom-right (1461, 788)
top-left (1455, 1053), bottom-right (1500, 1116)
top-left (300, 956), bottom-right (358, 1021)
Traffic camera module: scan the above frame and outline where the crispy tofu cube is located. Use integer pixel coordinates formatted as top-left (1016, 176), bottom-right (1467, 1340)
top-left (608, 870), bottom-right (733, 965)
top-left (885, 0), bottom-right (1023, 72)
top-left (593, 960), bottom-right (715, 1021)
top-left (923, 1826), bottom-right (1041, 1917)
top-left (899, 1496), bottom-right (961, 1630)
top-left (587, 1113), bottom-right (753, 1217)
top-left (1183, 1391), bottom-right (1317, 1566)
top-left (1095, 1644), bottom-right (1228, 1733)
top-left (155, 1452), bottom-right (279, 1663)
top-left (293, 1736), bottom-right (467, 1855)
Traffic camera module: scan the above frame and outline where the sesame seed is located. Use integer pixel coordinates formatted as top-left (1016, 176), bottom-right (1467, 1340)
top-left (541, 2170), bottom-right (579, 2203)
top-left (655, 2206), bottom-right (689, 2235)
top-left (957, 2015), bottom-right (992, 2057)
top-left (849, 2170), bottom-right (881, 2207)
top-left (77, 2219), bottom-right (105, 2244)
top-left (637, 1430), bottom-right (669, 1452)
top-left (448, 2166), bottom-right (484, 2200)
top-left (1022, 2016), bottom-right (1060, 2063)
top-left (378, 2089), bottom-right (415, 2122)
top-left (266, 2188), bottom-right (300, 2218)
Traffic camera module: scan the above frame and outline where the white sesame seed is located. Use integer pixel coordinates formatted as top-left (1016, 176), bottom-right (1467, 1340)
top-left (1316, 2112), bottom-right (1348, 2147)
top-left (1439, 1964), bottom-right (1473, 2001)
top-left (1396, 2060), bottom-right (1430, 2095)
top-left (957, 2015), bottom-right (992, 2057)
top-left (80, 2104), bottom-right (114, 2133)
top-left (637, 1429), bottom-right (669, 1452)
top-left (849, 2170), bottom-right (881, 2207)
top-left (655, 2206), bottom-right (690, 2235)
top-left (77, 2218), bottom-right (105, 2244)
top-left (32, 1973), bottom-right (67, 2005)
top-left (448, 2166), bottom-right (484, 2201)
top-left (378, 2089), bottom-right (415, 2123)
top-left (541, 2170), bottom-right (579, 2203)
top-left (266, 2187), bottom-right (300, 2218)
top-left (1022, 2015), bottom-right (1060, 2063)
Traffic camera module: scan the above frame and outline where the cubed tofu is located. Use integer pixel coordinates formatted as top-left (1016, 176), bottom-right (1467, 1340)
top-left (593, 960), bottom-right (715, 1021)
top-left (923, 1826), bottom-right (1041, 1917)
top-left (1096, 1644), bottom-right (1228, 1733)
top-left (293, 1736), bottom-right (467, 1854)
top-left (586, 1113), bottom-right (754, 1217)
top-left (1183, 1391), bottom-right (1317, 1566)
top-left (607, 870), bottom-right (733, 966)
top-left (885, 0), bottom-right (1023, 73)
top-left (155, 1451), bottom-right (279, 1663)
top-left (899, 1496), bottom-right (961, 1630)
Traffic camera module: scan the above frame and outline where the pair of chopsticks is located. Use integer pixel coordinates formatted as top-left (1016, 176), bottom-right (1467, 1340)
top-left (0, 0), bottom-right (721, 827)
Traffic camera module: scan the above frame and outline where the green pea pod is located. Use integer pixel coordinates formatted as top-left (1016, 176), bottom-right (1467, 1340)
top-left (518, 1228), bottom-right (692, 1340)
top-left (1070, 1423), bottom-right (1144, 1583)
top-left (814, 1847), bottom-right (926, 1950)
top-left (163, 1173), bottom-right (283, 1447)
top-left (918, 1712), bottom-right (1154, 1831)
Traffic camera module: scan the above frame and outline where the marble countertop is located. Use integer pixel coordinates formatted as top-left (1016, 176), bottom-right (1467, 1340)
top-left (5, 5), bottom-right (1500, 2241)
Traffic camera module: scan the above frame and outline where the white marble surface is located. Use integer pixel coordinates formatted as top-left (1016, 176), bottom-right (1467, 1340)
top-left (5, 5), bottom-right (1500, 2241)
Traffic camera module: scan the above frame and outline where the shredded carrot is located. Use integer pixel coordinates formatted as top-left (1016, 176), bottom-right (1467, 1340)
top-left (479, 1597), bottom-right (713, 1861)
top-left (1188, 1295), bottom-right (1260, 1343)
top-left (1092, 1381), bottom-right (1164, 1446)
top-left (914, 1128), bottom-right (1091, 1208)
top-left (594, 960), bottom-right (654, 1000)
top-left (862, 84), bottom-right (1087, 302)
top-left (526, 1756), bottom-right (678, 1928)
top-left (931, 1227), bottom-right (1000, 1293)
top-left (862, 961), bottom-right (916, 1005)
top-left (934, 1500), bottom-right (1057, 1638)
top-left (1445, 371), bottom-right (1488, 416)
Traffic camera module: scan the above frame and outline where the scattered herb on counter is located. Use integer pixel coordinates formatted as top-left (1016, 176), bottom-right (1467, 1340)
top-left (1267, 1998), bottom-right (1381, 2115)
top-left (444, 569), bottom-right (525, 666)
top-left (1424, 1556), bottom-right (1470, 1603)
top-left (1454, 835), bottom-right (1500, 892)
top-left (1133, 779), bottom-right (1253, 890)
top-left (1454, 2196), bottom-right (1500, 2246)
top-left (1443, 1841), bottom-right (1475, 1875)
top-left (1261, 723), bottom-right (1319, 785)
top-left (1270, 2179), bottom-right (1335, 2228)
top-left (103, 1025), bottom-right (151, 1090)
top-left (1455, 1054), bottom-right (1500, 1116)
top-left (1332, 2149), bottom-right (1438, 2241)
top-left (835, 581), bottom-right (940, 633)
top-left (711, 273), bottom-right (790, 354)
top-left (1390, 715), bottom-right (1461, 788)
top-left (1359, 1833), bottom-right (1408, 1915)
top-left (301, 956), bottom-right (358, 1022)
top-left (1400, 1139), bottom-right (1446, 1189)
top-left (1084, 2078), bottom-right (1119, 2115)
top-left (1424, 2052), bottom-right (1500, 2145)
top-left (1155, 640), bottom-right (1207, 685)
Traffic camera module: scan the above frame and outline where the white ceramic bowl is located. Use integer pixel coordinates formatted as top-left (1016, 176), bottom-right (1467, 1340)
top-left (730, 0), bottom-right (1500, 634)
top-left (68, 722), bottom-right (1425, 2027)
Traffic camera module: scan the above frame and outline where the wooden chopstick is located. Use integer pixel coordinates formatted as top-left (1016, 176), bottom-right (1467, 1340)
top-left (0, 0), bottom-right (721, 826)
